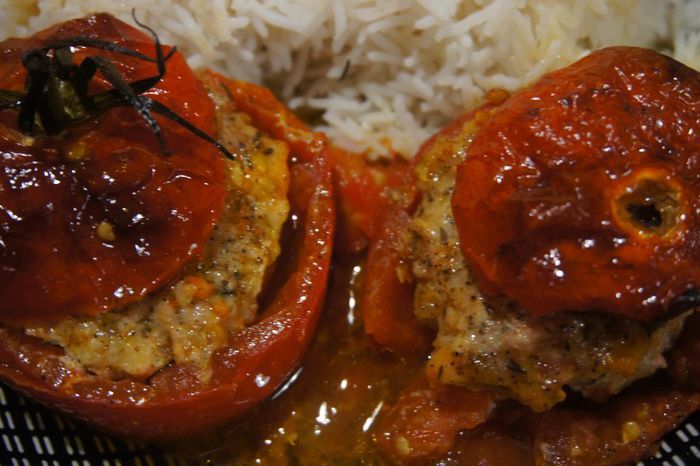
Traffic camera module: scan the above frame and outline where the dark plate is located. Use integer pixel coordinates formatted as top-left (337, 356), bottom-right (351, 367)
top-left (1, 382), bottom-right (698, 465)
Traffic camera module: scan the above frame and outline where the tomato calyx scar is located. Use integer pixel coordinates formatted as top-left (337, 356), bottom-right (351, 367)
top-left (0, 9), bottom-right (234, 160)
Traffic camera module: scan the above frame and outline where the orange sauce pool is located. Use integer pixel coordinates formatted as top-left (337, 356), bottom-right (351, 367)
top-left (170, 257), bottom-right (424, 464)
top-left (166, 257), bottom-right (699, 466)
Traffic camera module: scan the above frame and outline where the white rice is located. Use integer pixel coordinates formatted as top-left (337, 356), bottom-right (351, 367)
top-left (2, 0), bottom-right (700, 157)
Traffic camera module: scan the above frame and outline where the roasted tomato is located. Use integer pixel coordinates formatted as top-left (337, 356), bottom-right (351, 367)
top-left (329, 143), bottom-right (429, 353)
top-left (0, 14), bottom-right (333, 440)
top-left (0, 15), bottom-right (227, 326)
top-left (453, 47), bottom-right (700, 323)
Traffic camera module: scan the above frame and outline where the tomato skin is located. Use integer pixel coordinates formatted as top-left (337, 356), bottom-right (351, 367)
top-left (0, 20), bottom-right (334, 439)
top-left (362, 208), bottom-right (433, 355)
top-left (452, 47), bottom-right (700, 322)
top-left (0, 14), bottom-right (226, 325)
top-left (376, 374), bottom-right (493, 462)
top-left (331, 147), bottom-right (418, 254)
top-left (328, 141), bottom-right (429, 353)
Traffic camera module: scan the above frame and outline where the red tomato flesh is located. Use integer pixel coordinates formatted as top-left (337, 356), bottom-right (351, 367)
top-left (362, 208), bottom-right (433, 355)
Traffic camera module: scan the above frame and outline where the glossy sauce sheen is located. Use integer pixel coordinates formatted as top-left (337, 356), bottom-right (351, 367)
top-left (175, 260), bottom-right (700, 465)
top-left (176, 260), bottom-right (428, 465)
top-left (453, 47), bottom-right (700, 322)
top-left (0, 15), bottom-right (227, 325)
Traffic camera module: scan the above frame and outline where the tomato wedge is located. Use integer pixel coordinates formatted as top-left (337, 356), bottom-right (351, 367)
top-left (330, 147), bottom-right (417, 254)
top-left (362, 208), bottom-right (432, 355)
top-left (0, 15), bottom-right (334, 440)
top-left (376, 374), bottom-right (494, 462)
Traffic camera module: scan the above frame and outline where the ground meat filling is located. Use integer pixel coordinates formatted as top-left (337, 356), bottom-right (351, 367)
top-left (25, 74), bottom-right (290, 382)
top-left (406, 109), bottom-right (689, 412)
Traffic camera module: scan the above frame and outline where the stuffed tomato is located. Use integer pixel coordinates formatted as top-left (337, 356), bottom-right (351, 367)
top-left (360, 47), bottom-right (700, 464)
top-left (0, 13), bottom-right (333, 440)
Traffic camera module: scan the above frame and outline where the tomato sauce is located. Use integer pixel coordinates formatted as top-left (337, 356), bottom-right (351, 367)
top-left (172, 258), bottom-right (424, 464)
top-left (165, 256), bottom-right (697, 465)
top-left (165, 242), bottom-right (699, 465)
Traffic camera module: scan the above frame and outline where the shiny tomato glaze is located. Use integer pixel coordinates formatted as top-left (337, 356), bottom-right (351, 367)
top-left (453, 47), bottom-right (700, 322)
top-left (0, 14), bottom-right (226, 325)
